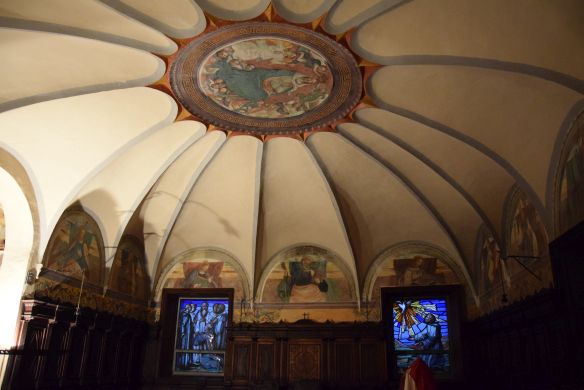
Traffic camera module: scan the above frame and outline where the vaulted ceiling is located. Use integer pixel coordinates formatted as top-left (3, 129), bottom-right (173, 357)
top-left (0, 0), bottom-right (582, 303)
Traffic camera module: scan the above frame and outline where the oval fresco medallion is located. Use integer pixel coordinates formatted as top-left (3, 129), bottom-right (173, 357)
top-left (171, 23), bottom-right (361, 134)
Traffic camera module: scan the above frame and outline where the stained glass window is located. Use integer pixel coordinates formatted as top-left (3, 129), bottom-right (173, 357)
top-left (392, 298), bottom-right (450, 373)
top-left (173, 297), bottom-right (229, 375)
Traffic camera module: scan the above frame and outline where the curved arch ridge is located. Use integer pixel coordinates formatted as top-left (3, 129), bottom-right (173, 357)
top-left (0, 0), bottom-right (177, 55)
top-left (72, 120), bottom-right (205, 263)
top-left (307, 132), bottom-right (463, 287)
top-left (0, 167), bottom-right (34, 348)
top-left (257, 137), bottom-right (356, 291)
top-left (157, 136), bottom-right (263, 294)
top-left (100, 0), bottom-right (206, 39)
top-left (141, 131), bottom-right (225, 285)
top-left (353, 107), bottom-right (513, 244)
top-left (0, 87), bottom-right (178, 260)
top-left (324, 0), bottom-right (406, 35)
top-left (368, 65), bottom-right (582, 219)
top-left (195, 0), bottom-right (270, 21)
top-left (273, 0), bottom-right (335, 24)
top-left (338, 122), bottom-right (484, 273)
top-left (352, 0), bottom-right (584, 85)
top-left (155, 248), bottom-right (251, 304)
top-left (0, 28), bottom-right (165, 113)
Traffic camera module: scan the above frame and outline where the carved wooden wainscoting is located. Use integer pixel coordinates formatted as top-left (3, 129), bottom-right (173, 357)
top-left (2, 299), bottom-right (148, 389)
top-left (225, 320), bottom-right (388, 389)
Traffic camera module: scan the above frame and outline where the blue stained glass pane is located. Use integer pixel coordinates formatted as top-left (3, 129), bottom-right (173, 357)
top-left (175, 352), bottom-right (224, 373)
top-left (174, 297), bottom-right (229, 375)
top-left (396, 353), bottom-right (450, 374)
top-left (392, 298), bottom-right (450, 372)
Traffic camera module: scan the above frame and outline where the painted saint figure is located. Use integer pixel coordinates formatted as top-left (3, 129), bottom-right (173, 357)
top-left (52, 222), bottom-right (93, 277)
top-left (191, 302), bottom-right (210, 366)
top-left (182, 260), bottom-right (221, 288)
top-left (278, 257), bottom-right (328, 303)
top-left (198, 38), bottom-right (333, 119)
top-left (561, 125), bottom-right (584, 230)
top-left (210, 303), bottom-right (228, 351)
top-left (177, 303), bottom-right (195, 368)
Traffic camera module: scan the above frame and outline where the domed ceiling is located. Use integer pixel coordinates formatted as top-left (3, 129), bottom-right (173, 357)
top-left (0, 0), bottom-right (583, 320)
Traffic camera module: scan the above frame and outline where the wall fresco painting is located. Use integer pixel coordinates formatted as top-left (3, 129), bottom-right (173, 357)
top-left (261, 247), bottom-right (352, 304)
top-left (109, 235), bottom-right (149, 301)
top-left (465, 229), bottom-right (508, 317)
top-left (478, 234), bottom-right (507, 296)
top-left (199, 38), bottom-right (333, 119)
top-left (368, 255), bottom-right (459, 322)
top-left (44, 210), bottom-right (103, 285)
top-left (163, 260), bottom-right (245, 303)
top-left (372, 256), bottom-right (459, 291)
top-left (559, 111), bottom-right (584, 233)
top-left (504, 190), bottom-right (552, 301)
top-left (170, 22), bottom-right (361, 135)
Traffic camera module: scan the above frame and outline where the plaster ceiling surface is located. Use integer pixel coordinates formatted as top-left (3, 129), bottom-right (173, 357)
top-left (273, 0), bottom-right (334, 24)
top-left (0, 0), bottom-right (582, 302)
top-left (100, 0), bottom-right (207, 38)
top-left (0, 0), bottom-right (177, 54)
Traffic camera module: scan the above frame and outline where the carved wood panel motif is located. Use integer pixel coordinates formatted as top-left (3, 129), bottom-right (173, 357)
top-left (225, 322), bottom-right (387, 389)
top-left (288, 342), bottom-right (320, 382)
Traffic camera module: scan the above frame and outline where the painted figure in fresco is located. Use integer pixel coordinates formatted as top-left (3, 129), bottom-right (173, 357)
top-left (278, 257), bottom-right (328, 303)
top-left (209, 55), bottom-right (310, 104)
top-left (479, 235), bottom-right (507, 293)
top-left (210, 303), bottom-right (228, 350)
top-left (510, 196), bottom-right (541, 257)
top-left (395, 257), bottom-right (444, 286)
top-left (177, 303), bottom-right (196, 368)
top-left (182, 261), bottom-right (222, 288)
top-left (414, 313), bottom-right (445, 369)
top-left (562, 127), bottom-right (584, 229)
top-left (200, 39), bottom-right (332, 118)
top-left (117, 249), bottom-right (135, 294)
top-left (133, 259), bottom-right (148, 300)
top-left (52, 222), bottom-right (94, 277)
top-left (191, 302), bottom-right (211, 365)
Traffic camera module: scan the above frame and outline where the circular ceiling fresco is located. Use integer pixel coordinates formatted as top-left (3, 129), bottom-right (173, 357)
top-left (170, 22), bottom-right (362, 135)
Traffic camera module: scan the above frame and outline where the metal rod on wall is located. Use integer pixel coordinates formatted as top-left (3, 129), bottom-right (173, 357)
top-left (75, 269), bottom-right (86, 322)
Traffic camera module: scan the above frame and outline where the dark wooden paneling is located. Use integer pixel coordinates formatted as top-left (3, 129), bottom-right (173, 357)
top-left (226, 321), bottom-right (387, 389)
top-left (256, 342), bottom-right (276, 381)
top-left (332, 340), bottom-right (353, 384)
top-left (359, 340), bottom-right (386, 384)
top-left (288, 342), bottom-right (320, 382)
top-left (232, 342), bottom-right (251, 381)
top-left (3, 299), bottom-right (148, 390)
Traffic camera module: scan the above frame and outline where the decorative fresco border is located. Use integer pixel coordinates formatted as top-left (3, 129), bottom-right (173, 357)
top-left (170, 22), bottom-right (362, 134)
